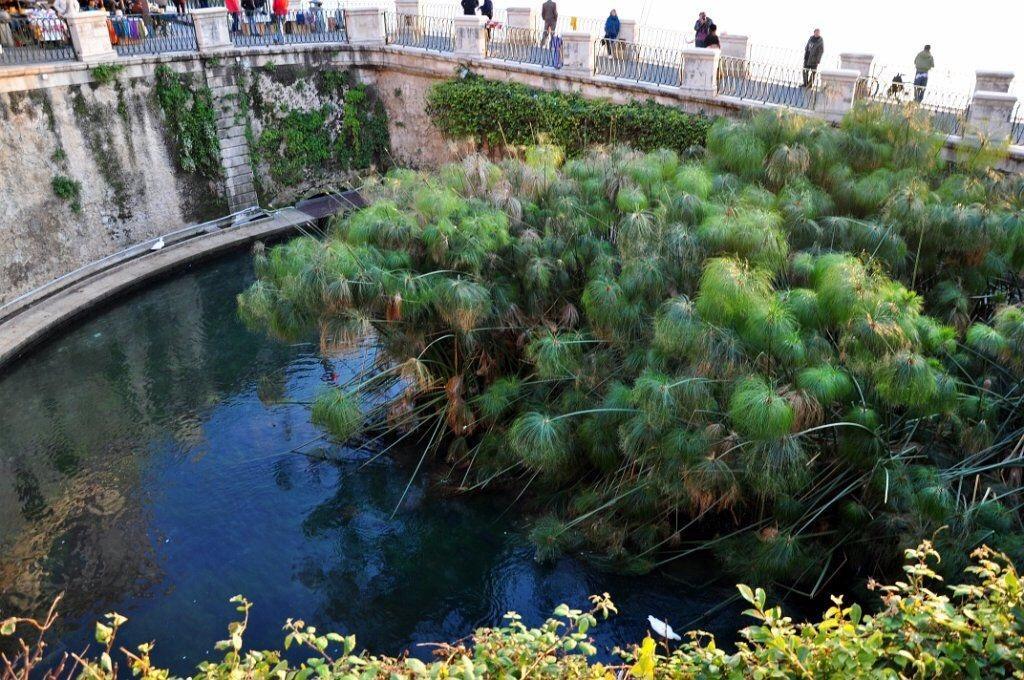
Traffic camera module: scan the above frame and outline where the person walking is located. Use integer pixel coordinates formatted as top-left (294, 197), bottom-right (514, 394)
top-left (540, 0), bottom-right (556, 47)
top-left (693, 11), bottom-right (712, 47)
top-left (802, 28), bottom-right (824, 87)
top-left (913, 44), bottom-right (934, 103)
top-left (601, 8), bottom-right (619, 55)
top-left (460, 0), bottom-right (478, 16)
top-left (271, 0), bottom-right (287, 35)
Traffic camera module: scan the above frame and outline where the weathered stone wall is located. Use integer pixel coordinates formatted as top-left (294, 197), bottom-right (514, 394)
top-left (0, 73), bottom-right (223, 304)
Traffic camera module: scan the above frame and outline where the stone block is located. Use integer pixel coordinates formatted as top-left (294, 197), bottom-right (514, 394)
top-left (192, 7), bottom-right (232, 53)
top-left (65, 11), bottom-right (116, 63)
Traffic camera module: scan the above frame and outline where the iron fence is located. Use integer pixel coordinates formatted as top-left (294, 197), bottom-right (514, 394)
top-left (718, 56), bottom-right (817, 109)
top-left (866, 83), bottom-right (971, 137)
top-left (230, 7), bottom-right (347, 46)
top-left (594, 39), bottom-right (682, 87)
top-left (485, 24), bottom-right (559, 68)
top-left (384, 12), bottom-right (453, 52)
top-left (0, 14), bottom-right (75, 66)
top-left (110, 13), bottom-right (198, 55)
top-left (1012, 101), bottom-right (1024, 146)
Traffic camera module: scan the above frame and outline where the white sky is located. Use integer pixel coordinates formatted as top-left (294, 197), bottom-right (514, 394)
top-left (510, 0), bottom-right (1024, 91)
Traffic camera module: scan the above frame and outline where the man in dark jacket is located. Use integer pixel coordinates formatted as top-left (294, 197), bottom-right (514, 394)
top-left (803, 28), bottom-right (824, 87)
top-left (602, 9), bottom-right (619, 55)
top-left (540, 0), bottom-right (556, 46)
top-left (479, 0), bottom-right (493, 20)
top-left (693, 12), bottom-right (712, 47)
top-left (461, 0), bottom-right (478, 16)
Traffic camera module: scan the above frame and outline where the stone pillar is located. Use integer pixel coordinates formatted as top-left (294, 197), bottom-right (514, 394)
top-left (975, 70), bottom-right (1014, 93)
top-left (191, 7), bottom-right (232, 53)
top-left (618, 19), bottom-right (637, 43)
top-left (814, 68), bottom-right (860, 120)
top-left (453, 14), bottom-right (485, 59)
top-left (681, 47), bottom-right (719, 94)
top-left (395, 0), bottom-right (418, 15)
top-left (345, 6), bottom-right (384, 47)
top-left (967, 91), bottom-right (1017, 141)
top-left (505, 7), bottom-right (532, 29)
top-left (560, 30), bottom-right (593, 76)
top-left (839, 53), bottom-right (874, 78)
top-left (840, 53), bottom-right (874, 100)
top-left (719, 33), bottom-right (748, 60)
top-left (65, 11), bottom-right (116, 63)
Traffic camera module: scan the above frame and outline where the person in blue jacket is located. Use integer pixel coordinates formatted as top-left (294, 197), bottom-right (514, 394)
top-left (601, 9), bottom-right (619, 55)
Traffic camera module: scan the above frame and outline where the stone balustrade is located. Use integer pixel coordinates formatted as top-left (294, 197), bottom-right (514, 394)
top-left (5, 5), bottom-right (1023, 148)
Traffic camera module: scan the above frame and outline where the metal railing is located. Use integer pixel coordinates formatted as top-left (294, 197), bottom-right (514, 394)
top-left (718, 55), bottom-right (818, 109)
top-left (485, 24), bottom-right (560, 68)
top-left (594, 39), bottom-right (682, 87)
top-left (110, 13), bottom-right (198, 55)
top-left (383, 12), bottom-right (453, 52)
top-left (0, 14), bottom-right (75, 66)
top-left (865, 81), bottom-right (971, 137)
top-left (230, 8), bottom-right (347, 47)
top-left (1012, 102), bottom-right (1024, 147)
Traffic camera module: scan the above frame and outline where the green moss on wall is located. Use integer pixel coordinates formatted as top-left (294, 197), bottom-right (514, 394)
top-left (249, 68), bottom-right (389, 194)
top-left (154, 65), bottom-right (222, 182)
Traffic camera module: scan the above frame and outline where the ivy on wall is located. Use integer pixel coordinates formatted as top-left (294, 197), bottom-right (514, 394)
top-left (154, 65), bottom-right (222, 182)
top-left (426, 74), bottom-right (712, 156)
top-left (250, 69), bottom-right (390, 190)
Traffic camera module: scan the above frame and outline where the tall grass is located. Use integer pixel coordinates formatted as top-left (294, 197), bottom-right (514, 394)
top-left (239, 106), bottom-right (1024, 587)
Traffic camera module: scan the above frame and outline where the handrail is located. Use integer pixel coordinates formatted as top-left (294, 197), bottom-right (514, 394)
top-left (0, 14), bottom-right (75, 65)
top-left (486, 24), bottom-right (561, 68)
top-left (110, 12), bottom-right (199, 56)
top-left (864, 81), bottom-right (972, 137)
top-left (718, 55), bottom-right (819, 110)
top-left (1012, 101), bottom-right (1024, 147)
top-left (0, 207), bottom-right (267, 324)
top-left (594, 38), bottom-right (683, 87)
top-left (383, 12), bottom-right (454, 53)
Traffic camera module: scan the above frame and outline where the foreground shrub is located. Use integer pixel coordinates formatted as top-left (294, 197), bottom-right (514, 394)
top-left (4, 542), bottom-right (1024, 678)
top-left (238, 106), bottom-right (1024, 588)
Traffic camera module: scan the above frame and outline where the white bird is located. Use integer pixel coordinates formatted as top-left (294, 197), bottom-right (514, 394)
top-left (150, 237), bottom-right (165, 251)
top-left (647, 615), bottom-right (681, 641)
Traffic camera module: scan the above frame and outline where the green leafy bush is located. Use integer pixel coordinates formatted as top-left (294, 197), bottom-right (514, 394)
top-left (426, 75), bottom-right (712, 156)
top-left (154, 65), bottom-right (222, 181)
top-left (50, 175), bottom-right (81, 212)
top-left (4, 542), bottom-right (1024, 678)
top-left (239, 107), bottom-right (1024, 587)
top-left (253, 72), bottom-right (390, 187)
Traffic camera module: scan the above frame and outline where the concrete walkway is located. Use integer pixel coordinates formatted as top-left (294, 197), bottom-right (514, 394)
top-left (0, 200), bottom-right (351, 372)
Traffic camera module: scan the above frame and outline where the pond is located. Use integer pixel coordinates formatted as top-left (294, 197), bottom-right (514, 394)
top-left (0, 249), bottom-right (758, 674)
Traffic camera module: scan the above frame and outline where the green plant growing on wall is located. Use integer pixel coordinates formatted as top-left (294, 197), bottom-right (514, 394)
top-left (51, 175), bottom-right (82, 212)
top-left (253, 69), bottom-right (389, 190)
top-left (426, 74), bottom-right (712, 155)
top-left (90, 64), bottom-right (124, 87)
top-left (154, 65), bottom-right (222, 181)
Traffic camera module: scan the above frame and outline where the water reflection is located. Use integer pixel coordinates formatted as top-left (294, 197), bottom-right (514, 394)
top-left (0, 252), bottom-right (750, 675)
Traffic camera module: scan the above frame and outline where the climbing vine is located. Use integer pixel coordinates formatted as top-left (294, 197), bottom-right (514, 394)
top-left (252, 69), bottom-right (389, 189)
top-left (427, 74), bottom-right (712, 156)
top-left (154, 65), bottom-right (222, 181)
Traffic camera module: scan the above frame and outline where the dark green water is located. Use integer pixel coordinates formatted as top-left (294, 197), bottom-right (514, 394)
top-left (0, 251), bottom-right (751, 673)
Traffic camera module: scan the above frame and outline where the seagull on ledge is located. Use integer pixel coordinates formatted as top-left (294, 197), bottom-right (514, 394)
top-left (150, 237), bottom-right (165, 251)
top-left (647, 615), bottom-right (681, 641)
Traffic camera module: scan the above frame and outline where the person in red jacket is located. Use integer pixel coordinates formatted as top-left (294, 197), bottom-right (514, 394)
top-left (225, 0), bottom-right (240, 32)
top-left (271, 0), bottom-right (286, 34)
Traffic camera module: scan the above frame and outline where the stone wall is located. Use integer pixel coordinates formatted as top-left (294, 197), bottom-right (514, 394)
top-left (0, 70), bottom-right (222, 304)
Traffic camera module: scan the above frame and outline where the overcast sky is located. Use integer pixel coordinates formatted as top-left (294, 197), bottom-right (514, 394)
top-left (507, 0), bottom-right (1024, 91)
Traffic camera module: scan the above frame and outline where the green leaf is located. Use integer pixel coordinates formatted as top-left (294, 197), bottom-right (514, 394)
top-left (0, 619), bottom-right (15, 636)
